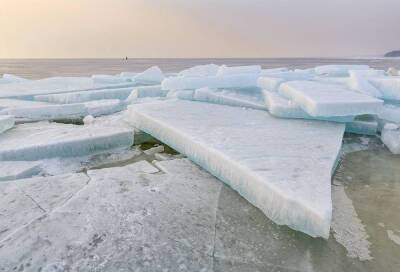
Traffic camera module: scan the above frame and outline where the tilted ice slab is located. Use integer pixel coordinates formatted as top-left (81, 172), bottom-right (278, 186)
top-left (161, 74), bottom-right (259, 91)
top-left (262, 90), bottom-right (353, 122)
top-left (369, 78), bottom-right (400, 101)
top-left (314, 65), bottom-right (370, 77)
top-left (178, 64), bottom-right (219, 77)
top-left (348, 74), bottom-right (383, 98)
top-left (381, 124), bottom-right (400, 154)
top-left (34, 87), bottom-right (134, 104)
top-left (127, 100), bottom-right (345, 238)
top-left (258, 71), bottom-right (314, 92)
top-left (176, 87), bottom-right (266, 110)
top-left (0, 161), bottom-right (42, 181)
top-left (125, 85), bottom-right (168, 104)
top-left (0, 77), bottom-right (136, 99)
top-left (134, 66), bottom-right (165, 84)
top-left (216, 65), bottom-right (261, 76)
top-left (0, 98), bottom-right (50, 110)
top-left (0, 122), bottom-right (134, 161)
top-left (0, 115), bottom-right (15, 134)
top-left (279, 81), bottom-right (383, 117)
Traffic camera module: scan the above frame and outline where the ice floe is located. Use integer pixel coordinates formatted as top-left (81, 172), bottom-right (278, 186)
top-left (0, 115), bottom-right (14, 134)
top-left (127, 100), bottom-right (345, 238)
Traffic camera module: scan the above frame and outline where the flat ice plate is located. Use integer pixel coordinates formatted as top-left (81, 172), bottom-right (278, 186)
top-left (127, 100), bottom-right (345, 238)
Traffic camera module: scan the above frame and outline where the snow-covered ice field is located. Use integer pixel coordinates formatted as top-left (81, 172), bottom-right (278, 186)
top-left (0, 58), bottom-right (399, 271)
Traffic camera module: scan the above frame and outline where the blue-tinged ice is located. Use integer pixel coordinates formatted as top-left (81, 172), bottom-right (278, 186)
top-left (84, 99), bottom-right (124, 116)
top-left (369, 78), bottom-right (400, 101)
top-left (257, 71), bottom-right (314, 92)
top-left (178, 64), bottom-right (219, 77)
top-left (92, 74), bottom-right (131, 84)
top-left (0, 99), bottom-right (50, 110)
top-left (314, 65), bottom-right (370, 77)
top-left (260, 67), bottom-right (289, 75)
top-left (216, 65), bottom-right (261, 76)
top-left (134, 66), bottom-right (165, 84)
top-left (0, 161), bottom-right (41, 181)
top-left (348, 74), bottom-right (383, 98)
top-left (34, 87), bottom-right (134, 104)
top-left (381, 123), bottom-right (400, 154)
top-left (345, 115), bottom-right (378, 136)
top-left (0, 115), bottom-right (14, 134)
top-left (127, 100), bottom-right (345, 238)
top-left (177, 87), bottom-right (266, 110)
top-left (279, 81), bottom-right (383, 117)
top-left (378, 103), bottom-right (400, 124)
top-left (262, 90), bottom-right (354, 122)
top-left (161, 74), bottom-right (260, 91)
top-left (0, 74), bottom-right (30, 84)
top-left (125, 85), bottom-right (168, 104)
top-left (0, 122), bottom-right (134, 161)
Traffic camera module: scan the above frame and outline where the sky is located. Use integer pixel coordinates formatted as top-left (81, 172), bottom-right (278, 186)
top-left (0, 0), bottom-right (399, 58)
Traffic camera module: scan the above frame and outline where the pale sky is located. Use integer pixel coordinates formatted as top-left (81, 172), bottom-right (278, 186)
top-left (0, 0), bottom-right (399, 58)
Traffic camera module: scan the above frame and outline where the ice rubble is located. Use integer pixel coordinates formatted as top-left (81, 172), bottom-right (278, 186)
top-left (279, 81), bottom-right (383, 117)
top-left (381, 123), bottom-right (400, 154)
top-left (34, 87), bottom-right (135, 104)
top-left (0, 115), bottom-right (15, 134)
top-left (314, 65), bottom-right (370, 77)
top-left (217, 65), bottom-right (261, 76)
top-left (125, 85), bottom-right (168, 103)
top-left (178, 64), bottom-right (219, 77)
top-left (0, 122), bottom-right (134, 161)
top-left (127, 100), bottom-right (345, 238)
top-left (0, 74), bottom-right (29, 84)
top-left (0, 161), bottom-right (42, 181)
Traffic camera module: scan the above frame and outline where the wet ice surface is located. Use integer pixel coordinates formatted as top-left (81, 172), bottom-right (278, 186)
top-left (0, 142), bottom-right (399, 271)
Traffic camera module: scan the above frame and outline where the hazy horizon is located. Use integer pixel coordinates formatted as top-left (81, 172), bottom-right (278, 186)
top-left (1, 0), bottom-right (399, 58)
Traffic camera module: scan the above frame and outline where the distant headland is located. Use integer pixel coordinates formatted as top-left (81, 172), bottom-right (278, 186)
top-left (384, 50), bottom-right (400, 57)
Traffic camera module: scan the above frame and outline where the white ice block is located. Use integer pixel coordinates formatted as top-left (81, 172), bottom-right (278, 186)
top-left (260, 67), bottom-right (289, 75)
top-left (262, 90), bottom-right (353, 122)
top-left (180, 87), bottom-right (266, 110)
top-left (92, 74), bottom-right (130, 84)
top-left (348, 74), bottom-right (383, 98)
top-left (125, 85), bottom-right (168, 104)
top-left (279, 81), bottom-right (383, 117)
top-left (0, 74), bottom-right (29, 84)
top-left (314, 65), bottom-right (370, 77)
top-left (0, 99), bottom-right (50, 110)
top-left (349, 70), bottom-right (385, 77)
top-left (0, 103), bottom-right (87, 121)
top-left (127, 100), bottom-right (345, 238)
top-left (178, 64), bottom-right (219, 77)
top-left (0, 161), bottom-right (42, 181)
top-left (84, 99), bottom-right (123, 116)
top-left (378, 103), bottom-right (400, 124)
top-left (0, 77), bottom-right (136, 99)
top-left (162, 74), bottom-right (259, 91)
top-left (257, 77), bottom-right (286, 92)
top-left (0, 122), bottom-right (134, 161)
top-left (216, 65), bottom-right (261, 76)
top-left (381, 124), bottom-right (400, 154)
top-left (369, 78), bottom-right (400, 101)
top-left (0, 115), bottom-right (15, 134)
top-left (34, 87), bottom-right (134, 104)
top-left (134, 66), bottom-right (165, 84)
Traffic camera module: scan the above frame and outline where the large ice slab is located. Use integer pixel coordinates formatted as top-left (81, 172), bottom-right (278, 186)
top-left (134, 66), bottom-right (165, 84)
top-left (0, 74), bottom-right (29, 84)
top-left (161, 74), bottom-right (259, 91)
top-left (178, 64), bottom-right (219, 77)
top-left (345, 115), bottom-right (378, 136)
top-left (279, 81), bottom-right (383, 117)
top-left (0, 122), bottom-right (134, 161)
top-left (34, 87), bottom-right (134, 104)
top-left (0, 161), bottom-right (42, 181)
top-left (84, 99), bottom-right (124, 116)
top-left (0, 115), bottom-right (15, 134)
top-left (378, 103), bottom-right (400, 124)
top-left (0, 77), bottom-right (136, 99)
top-left (216, 65), bottom-right (261, 76)
top-left (127, 100), bottom-right (345, 238)
top-left (348, 74), bottom-right (383, 98)
top-left (262, 90), bottom-right (353, 122)
top-left (369, 78), bottom-right (400, 101)
top-left (0, 98), bottom-right (50, 110)
top-left (177, 87), bottom-right (266, 110)
top-left (125, 85), bottom-right (168, 103)
top-left (314, 65), bottom-right (370, 77)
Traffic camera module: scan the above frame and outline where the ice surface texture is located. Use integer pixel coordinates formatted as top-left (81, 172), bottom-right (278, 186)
top-left (279, 81), bottom-right (383, 117)
top-left (0, 115), bottom-right (15, 134)
top-left (0, 161), bottom-right (41, 181)
top-left (381, 124), bottom-right (400, 154)
top-left (314, 65), bottom-right (370, 77)
top-left (0, 122), bottom-right (134, 161)
top-left (127, 100), bottom-right (345, 238)
top-left (370, 78), bottom-right (400, 101)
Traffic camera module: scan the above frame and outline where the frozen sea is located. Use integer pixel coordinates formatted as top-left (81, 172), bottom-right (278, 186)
top-left (0, 58), bottom-right (400, 271)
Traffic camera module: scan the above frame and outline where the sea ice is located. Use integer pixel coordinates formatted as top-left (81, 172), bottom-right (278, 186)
top-left (92, 74), bottom-right (130, 84)
top-left (378, 103), bottom-right (400, 124)
top-left (258, 77), bottom-right (286, 92)
top-left (0, 161), bottom-right (42, 181)
top-left (260, 67), bottom-right (289, 75)
top-left (134, 66), bottom-right (165, 84)
top-left (0, 77), bottom-right (136, 99)
top-left (178, 64), bottom-right (219, 77)
top-left (0, 115), bottom-right (15, 134)
top-left (0, 122), bottom-right (134, 161)
top-left (279, 81), bottom-right (383, 117)
top-left (262, 90), bottom-right (354, 122)
top-left (216, 65), bottom-right (261, 76)
top-left (161, 73), bottom-right (259, 91)
top-left (369, 78), bottom-right (400, 101)
top-left (0, 74), bottom-right (29, 84)
top-left (125, 85), bottom-right (168, 103)
top-left (178, 87), bottom-right (266, 110)
top-left (34, 87), bottom-right (135, 104)
top-left (314, 65), bottom-right (370, 77)
top-left (0, 98), bottom-right (50, 110)
top-left (381, 123), bottom-right (400, 154)
top-left (127, 100), bottom-right (345, 238)
top-left (84, 99), bottom-right (124, 116)
top-left (345, 115), bottom-right (378, 136)
top-left (348, 74), bottom-right (383, 98)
